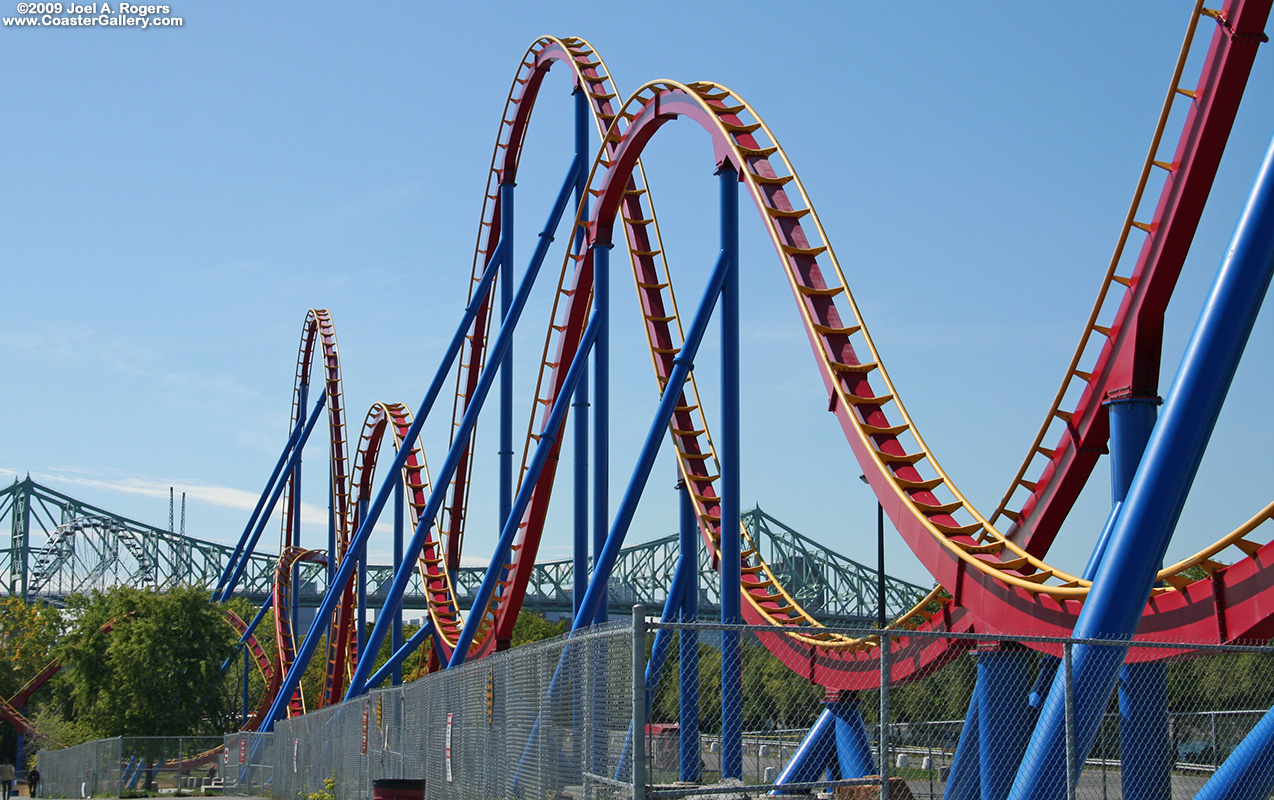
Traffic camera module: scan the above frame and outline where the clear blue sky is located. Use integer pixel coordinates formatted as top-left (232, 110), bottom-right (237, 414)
top-left (4, 2), bottom-right (1274, 588)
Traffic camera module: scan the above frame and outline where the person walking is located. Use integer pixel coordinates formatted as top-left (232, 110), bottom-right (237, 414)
top-left (25, 767), bottom-right (39, 798)
top-left (0, 761), bottom-right (15, 800)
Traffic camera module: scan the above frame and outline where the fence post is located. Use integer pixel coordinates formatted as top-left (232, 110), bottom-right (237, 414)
top-left (1064, 642), bottom-right (1076, 800)
top-left (633, 606), bottom-right (647, 800)
top-left (880, 630), bottom-right (890, 800)
top-left (1211, 711), bottom-right (1219, 771)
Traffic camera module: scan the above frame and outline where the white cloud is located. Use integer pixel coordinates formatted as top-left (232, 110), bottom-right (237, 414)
top-left (0, 322), bottom-right (157, 375)
top-left (23, 469), bottom-right (331, 527)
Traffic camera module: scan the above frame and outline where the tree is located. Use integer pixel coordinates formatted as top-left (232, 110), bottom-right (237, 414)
top-left (0, 598), bottom-right (63, 756)
top-left (57, 585), bottom-right (237, 738)
top-left (511, 612), bottom-right (568, 648)
top-left (0, 598), bottom-right (62, 696)
top-left (650, 635), bottom-right (824, 733)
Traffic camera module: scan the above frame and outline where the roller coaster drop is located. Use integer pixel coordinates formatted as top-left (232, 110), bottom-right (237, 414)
top-left (213, 2), bottom-right (1274, 797)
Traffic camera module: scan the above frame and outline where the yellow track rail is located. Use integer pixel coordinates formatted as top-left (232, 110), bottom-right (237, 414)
top-left (583, 62), bottom-right (1274, 653)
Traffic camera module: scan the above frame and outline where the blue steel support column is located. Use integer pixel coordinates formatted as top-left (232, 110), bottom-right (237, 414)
top-left (678, 479), bottom-right (701, 783)
top-left (830, 695), bottom-right (876, 779)
top-left (944, 693), bottom-right (980, 800)
top-left (1010, 132), bottom-right (1274, 800)
top-left (500, 178), bottom-right (515, 532)
top-left (514, 236), bottom-right (727, 786)
top-left (770, 709), bottom-right (836, 792)
top-left (366, 620), bottom-right (435, 690)
top-left (357, 497), bottom-right (368, 652)
top-left (1106, 399), bottom-right (1159, 502)
top-left (468, 312), bottom-right (603, 791)
top-left (1118, 667), bottom-right (1170, 798)
top-left (570, 87), bottom-right (589, 772)
top-left (718, 162), bottom-right (743, 781)
top-left (571, 245), bottom-right (731, 631)
top-left (215, 416), bottom-right (308, 600)
top-left (258, 240), bottom-right (504, 729)
top-left (338, 158), bottom-right (584, 698)
top-left (593, 239), bottom-right (612, 624)
top-left (448, 313), bottom-right (601, 666)
top-left (242, 647), bottom-right (250, 728)
top-left (231, 594), bottom-right (273, 652)
top-left (977, 648), bottom-right (1034, 800)
top-left (770, 696), bottom-right (875, 794)
top-left (574, 370), bottom-right (590, 617)
top-left (573, 85), bottom-right (591, 619)
top-left (222, 390), bottom-right (328, 601)
top-left (523, 246), bottom-right (731, 791)
top-left (1106, 398), bottom-right (1170, 800)
top-left (1197, 705), bottom-right (1274, 800)
top-left (590, 234), bottom-right (611, 797)
top-left (392, 456), bottom-right (404, 686)
top-left (613, 507), bottom-right (698, 783)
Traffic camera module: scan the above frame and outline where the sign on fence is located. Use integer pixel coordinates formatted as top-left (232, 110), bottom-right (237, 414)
top-left (445, 712), bottom-right (453, 783)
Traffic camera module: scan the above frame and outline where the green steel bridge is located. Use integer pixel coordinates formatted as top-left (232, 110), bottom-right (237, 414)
top-left (0, 477), bottom-right (929, 623)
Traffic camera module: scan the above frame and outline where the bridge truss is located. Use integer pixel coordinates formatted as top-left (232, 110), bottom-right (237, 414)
top-left (0, 478), bottom-right (927, 622)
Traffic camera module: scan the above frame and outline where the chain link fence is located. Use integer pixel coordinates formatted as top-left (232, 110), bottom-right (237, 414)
top-left (643, 618), bottom-right (1274, 800)
top-left (37, 737), bottom-right (225, 798)
top-left (271, 620), bottom-right (633, 800)
top-left (35, 613), bottom-right (1274, 800)
top-left (220, 732), bottom-right (274, 796)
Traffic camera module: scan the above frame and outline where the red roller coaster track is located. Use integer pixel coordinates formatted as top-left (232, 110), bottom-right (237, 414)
top-left (243, 0), bottom-right (1273, 716)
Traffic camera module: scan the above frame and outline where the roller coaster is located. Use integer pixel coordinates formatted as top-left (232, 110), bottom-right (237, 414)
top-left (193, 1), bottom-right (1274, 797)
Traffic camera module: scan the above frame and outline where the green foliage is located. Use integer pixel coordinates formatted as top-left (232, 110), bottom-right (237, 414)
top-left (1167, 648), bottom-right (1274, 712)
top-left (27, 704), bottom-right (89, 747)
top-left (0, 598), bottom-right (62, 696)
top-left (0, 598), bottom-right (63, 753)
top-left (57, 585), bottom-right (237, 738)
top-left (889, 652), bottom-right (976, 724)
top-left (306, 777), bottom-right (336, 800)
top-left (510, 612), bottom-right (568, 648)
top-left (651, 635), bottom-right (823, 733)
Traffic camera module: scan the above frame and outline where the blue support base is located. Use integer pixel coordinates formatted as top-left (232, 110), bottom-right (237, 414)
top-left (678, 479), bottom-right (701, 783)
top-left (770, 696), bottom-right (875, 795)
top-left (978, 648), bottom-right (1034, 800)
top-left (1196, 703), bottom-right (1274, 800)
top-left (1119, 662), bottom-right (1171, 800)
top-left (944, 697), bottom-right (980, 800)
top-left (830, 697), bottom-right (876, 778)
top-left (770, 708), bottom-right (836, 793)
